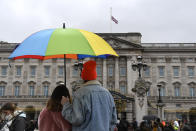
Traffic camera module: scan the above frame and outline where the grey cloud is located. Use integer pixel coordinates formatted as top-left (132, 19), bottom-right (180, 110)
top-left (0, 0), bottom-right (196, 43)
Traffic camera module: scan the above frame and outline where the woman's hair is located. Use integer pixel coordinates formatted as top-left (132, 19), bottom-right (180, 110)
top-left (1, 102), bottom-right (16, 113)
top-left (47, 85), bottom-right (70, 112)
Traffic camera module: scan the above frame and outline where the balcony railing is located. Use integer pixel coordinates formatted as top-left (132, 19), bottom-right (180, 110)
top-left (147, 96), bottom-right (196, 101)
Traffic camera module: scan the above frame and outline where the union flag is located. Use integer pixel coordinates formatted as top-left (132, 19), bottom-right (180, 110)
top-left (111, 16), bottom-right (118, 24)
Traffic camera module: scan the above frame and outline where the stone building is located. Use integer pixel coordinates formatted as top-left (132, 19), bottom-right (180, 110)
top-left (142, 42), bottom-right (196, 121)
top-left (0, 33), bottom-right (196, 122)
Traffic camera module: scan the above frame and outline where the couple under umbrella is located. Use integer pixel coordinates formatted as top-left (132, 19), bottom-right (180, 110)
top-left (9, 25), bottom-right (119, 131)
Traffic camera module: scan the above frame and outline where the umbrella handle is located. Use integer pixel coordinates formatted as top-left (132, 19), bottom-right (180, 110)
top-left (64, 54), bottom-right (66, 86)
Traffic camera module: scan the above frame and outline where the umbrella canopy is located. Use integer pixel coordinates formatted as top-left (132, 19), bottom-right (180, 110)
top-left (9, 27), bottom-right (118, 85)
top-left (9, 28), bottom-right (118, 60)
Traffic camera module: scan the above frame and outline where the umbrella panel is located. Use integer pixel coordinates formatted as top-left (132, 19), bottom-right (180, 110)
top-left (9, 28), bottom-right (118, 86)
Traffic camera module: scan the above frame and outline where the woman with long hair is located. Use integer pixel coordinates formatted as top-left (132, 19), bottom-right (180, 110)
top-left (38, 85), bottom-right (72, 131)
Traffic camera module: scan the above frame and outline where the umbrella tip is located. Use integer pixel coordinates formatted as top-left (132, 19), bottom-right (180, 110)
top-left (63, 23), bottom-right (66, 29)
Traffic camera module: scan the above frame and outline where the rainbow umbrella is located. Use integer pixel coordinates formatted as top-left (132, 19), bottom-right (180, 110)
top-left (9, 26), bottom-right (118, 84)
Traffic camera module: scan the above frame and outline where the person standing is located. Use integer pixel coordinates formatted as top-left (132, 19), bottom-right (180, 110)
top-left (0, 102), bottom-right (26, 131)
top-left (117, 118), bottom-right (130, 131)
top-left (173, 119), bottom-right (179, 131)
top-left (61, 60), bottom-right (117, 131)
top-left (38, 85), bottom-right (72, 131)
top-left (132, 117), bottom-right (138, 131)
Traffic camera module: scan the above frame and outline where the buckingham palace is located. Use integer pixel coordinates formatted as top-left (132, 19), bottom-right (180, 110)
top-left (0, 32), bottom-right (196, 123)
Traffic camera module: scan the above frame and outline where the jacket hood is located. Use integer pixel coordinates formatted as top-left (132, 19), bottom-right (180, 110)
top-left (82, 80), bottom-right (101, 87)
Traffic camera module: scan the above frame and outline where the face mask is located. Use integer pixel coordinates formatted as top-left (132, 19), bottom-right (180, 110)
top-left (5, 114), bottom-right (13, 121)
top-left (0, 113), bottom-right (6, 120)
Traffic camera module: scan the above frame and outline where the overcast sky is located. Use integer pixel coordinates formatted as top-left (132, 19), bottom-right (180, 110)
top-left (1, 0), bottom-right (196, 43)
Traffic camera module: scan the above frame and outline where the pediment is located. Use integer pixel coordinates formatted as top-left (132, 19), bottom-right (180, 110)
top-left (103, 37), bottom-right (142, 49)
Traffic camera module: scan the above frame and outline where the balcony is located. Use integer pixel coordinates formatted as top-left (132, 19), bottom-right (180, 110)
top-left (147, 96), bottom-right (196, 103)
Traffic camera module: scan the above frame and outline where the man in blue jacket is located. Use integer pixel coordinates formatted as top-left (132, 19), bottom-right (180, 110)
top-left (61, 60), bottom-right (117, 131)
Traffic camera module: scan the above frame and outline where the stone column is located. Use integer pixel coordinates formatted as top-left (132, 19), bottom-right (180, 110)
top-left (66, 59), bottom-right (71, 90)
top-left (165, 57), bottom-right (172, 96)
top-left (180, 57), bottom-right (187, 96)
top-left (127, 56), bottom-right (135, 94)
top-left (162, 107), bottom-right (165, 120)
top-left (126, 56), bottom-right (135, 122)
top-left (115, 58), bottom-right (119, 90)
top-left (22, 59), bottom-right (29, 95)
top-left (36, 60), bottom-right (42, 95)
top-left (7, 59), bottom-right (14, 95)
top-left (103, 59), bottom-right (107, 88)
top-left (150, 57), bottom-right (157, 96)
top-left (51, 59), bottom-right (57, 94)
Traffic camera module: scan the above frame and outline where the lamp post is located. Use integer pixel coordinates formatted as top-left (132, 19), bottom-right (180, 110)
top-left (72, 61), bottom-right (83, 92)
top-left (157, 84), bottom-right (163, 103)
top-left (132, 56), bottom-right (147, 78)
top-left (156, 84), bottom-right (165, 121)
top-left (74, 61), bottom-right (83, 75)
top-left (131, 56), bottom-right (149, 123)
top-left (131, 56), bottom-right (149, 100)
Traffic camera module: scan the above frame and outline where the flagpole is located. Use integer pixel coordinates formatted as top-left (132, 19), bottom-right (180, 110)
top-left (110, 7), bottom-right (112, 33)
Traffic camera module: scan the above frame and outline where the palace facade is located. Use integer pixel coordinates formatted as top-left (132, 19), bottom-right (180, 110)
top-left (0, 33), bottom-right (196, 122)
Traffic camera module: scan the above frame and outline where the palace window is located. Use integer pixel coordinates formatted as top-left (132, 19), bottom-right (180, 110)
top-left (44, 66), bottom-right (50, 76)
top-left (173, 82), bottom-right (181, 97)
top-left (13, 81), bottom-right (21, 96)
top-left (43, 85), bottom-right (49, 96)
top-left (158, 66), bottom-right (165, 77)
top-left (15, 86), bottom-right (20, 96)
top-left (160, 87), bottom-right (165, 96)
top-left (174, 87), bottom-right (180, 97)
top-left (96, 66), bottom-right (102, 76)
top-left (1, 66), bottom-right (7, 76)
top-left (30, 66), bottom-right (36, 76)
top-left (58, 66), bottom-right (64, 76)
top-left (29, 86), bottom-right (34, 96)
top-left (43, 82), bottom-right (50, 96)
top-left (187, 58), bottom-right (194, 62)
top-left (188, 66), bottom-right (194, 77)
top-left (173, 66), bottom-right (179, 77)
top-left (16, 66), bottom-right (22, 76)
top-left (120, 67), bottom-right (126, 76)
top-left (108, 66), bottom-right (114, 77)
top-left (0, 86), bottom-right (5, 96)
top-left (190, 87), bottom-right (195, 97)
top-left (144, 66), bottom-right (150, 77)
top-left (188, 82), bottom-right (196, 97)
